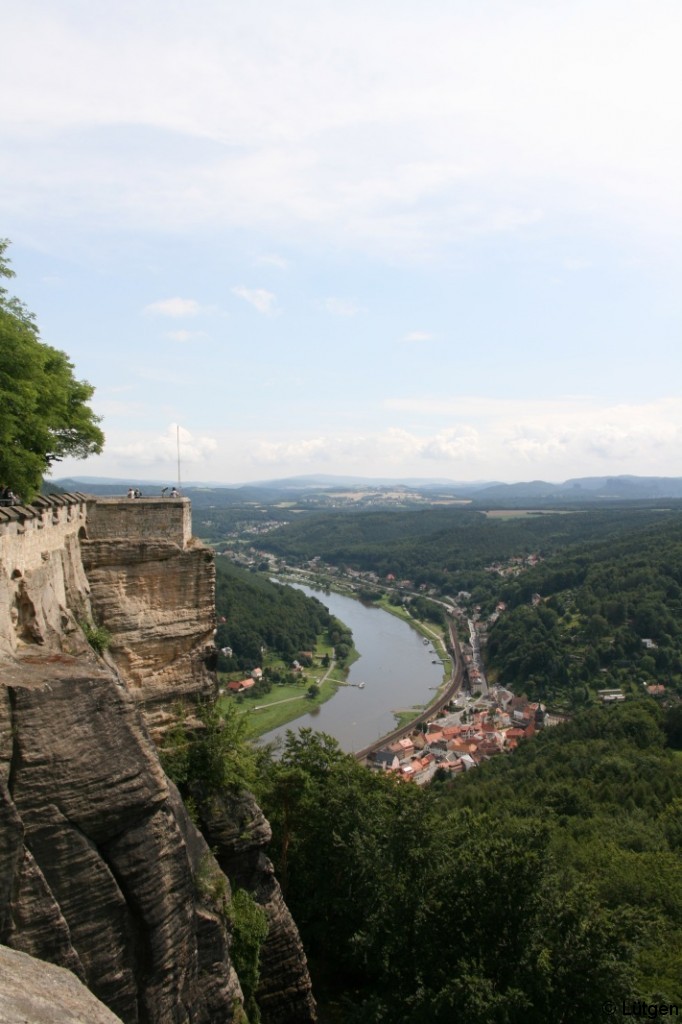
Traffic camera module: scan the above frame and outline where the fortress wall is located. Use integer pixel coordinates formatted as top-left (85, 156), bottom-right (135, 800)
top-left (0, 494), bottom-right (88, 578)
top-left (0, 494), bottom-right (212, 711)
top-left (85, 498), bottom-right (191, 548)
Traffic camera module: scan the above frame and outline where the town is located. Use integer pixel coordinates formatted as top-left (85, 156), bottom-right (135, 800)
top-left (366, 689), bottom-right (554, 784)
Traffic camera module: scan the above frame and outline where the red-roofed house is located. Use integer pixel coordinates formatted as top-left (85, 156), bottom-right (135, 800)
top-left (442, 725), bottom-right (464, 741)
top-left (227, 679), bottom-right (256, 694)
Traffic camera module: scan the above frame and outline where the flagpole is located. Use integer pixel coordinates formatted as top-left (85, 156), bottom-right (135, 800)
top-left (177, 425), bottom-right (182, 494)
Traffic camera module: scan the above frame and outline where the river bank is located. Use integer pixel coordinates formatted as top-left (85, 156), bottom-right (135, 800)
top-left (218, 568), bottom-right (456, 746)
top-left (219, 624), bottom-right (360, 739)
top-left (254, 580), bottom-right (449, 752)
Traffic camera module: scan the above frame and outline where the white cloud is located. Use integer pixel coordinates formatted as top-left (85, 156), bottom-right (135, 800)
top-left (108, 424), bottom-right (218, 467)
top-left (322, 297), bottom-right (363, 317)
top-left (254, 437), bottom-right (331, 464)
top-left (244, 396), bottom-right (682, 480)
top-left (165, 329), bottom-right (207, 343)
top-left (231, 285), bottom-right (277, 314)
top-left (252, 426), bottom-right (482, 470)
top-left (144, 297), bottom-right (202, 318)
top-left (256, 254), bottom-right (289, 270)
top-left (4, 2), bottom-right (682, 255)
top-left (55, 394), bottom-right (682, 484)
top-left (401, 331), bottom-right (433, 343)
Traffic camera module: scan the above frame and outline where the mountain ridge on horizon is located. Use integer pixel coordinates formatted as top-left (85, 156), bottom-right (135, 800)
top-left (51, 472), bottom-right (682, 501)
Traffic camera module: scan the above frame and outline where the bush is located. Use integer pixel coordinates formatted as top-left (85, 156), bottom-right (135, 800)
top-left (229, 889), bottom-right (268, 1023)
top-left (81, 621), bottom-right (111, 655)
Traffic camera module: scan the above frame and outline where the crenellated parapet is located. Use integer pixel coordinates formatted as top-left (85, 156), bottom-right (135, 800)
top-left (0, 493), bottom-right (88, 578)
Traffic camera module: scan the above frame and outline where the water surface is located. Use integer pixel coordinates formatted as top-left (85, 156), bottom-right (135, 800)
top-left (259, 585), bottom-right (443, 753)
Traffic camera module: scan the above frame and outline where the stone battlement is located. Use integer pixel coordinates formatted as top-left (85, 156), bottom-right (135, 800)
top-left (85, 496), bottom-right (192, 548)
top-left (0, 493), bottom-right (88, 577)
top-left (0, 494), bottom-right (192, 575)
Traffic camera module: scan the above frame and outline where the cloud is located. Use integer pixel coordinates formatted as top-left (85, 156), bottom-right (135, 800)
top-left (56, 394), bottom-right (682, 484)
top-left (144, 297), bottom-right (202, 318)
top-left (165, 329), bottom-right (208, 343)
top-left (419, 427), bottom-right (481, 461)
top-left (252, 426), bottom-right (481, 469)
top-left (231, 285), bottom-right (277, 315)
top-left (5, 2), bottom-right (682, 257)
top-left (401, 331), bottom-right (433, 343)
top-left (247, 396), bottom-right (682, 479)
top-left (108, 424), bottom-right (218, 467)
top-left (322, 297), bottom-right (364, 317)
top-left (254, 437), bottom-right (330, 464)
top-left (256, 254), bottom-right (289, 270)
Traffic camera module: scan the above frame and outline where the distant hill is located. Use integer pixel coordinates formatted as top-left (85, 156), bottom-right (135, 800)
top-left (53, 473), bottom-right (682, 503)
top-left (474, 475), bottom-right (682, 502)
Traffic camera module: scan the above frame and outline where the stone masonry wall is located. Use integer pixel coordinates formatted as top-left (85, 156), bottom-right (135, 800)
top-left (0, 495), bottom-right (212, 711)
top-left (85, 498), bottom-right (191, 548)
top-left (0, 495), bottom-right (88, 579)
top-left (0, 495), bottom-right (91, 661)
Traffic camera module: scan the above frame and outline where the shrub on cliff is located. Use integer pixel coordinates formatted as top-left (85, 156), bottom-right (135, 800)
top-left (0, 240), bottom-right (104, 501)
top-left (160, 700), bottom-right (259, 799)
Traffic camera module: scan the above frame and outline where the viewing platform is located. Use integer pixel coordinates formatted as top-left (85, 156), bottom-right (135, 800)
top-left (85, 495), bottom-right (192, 548)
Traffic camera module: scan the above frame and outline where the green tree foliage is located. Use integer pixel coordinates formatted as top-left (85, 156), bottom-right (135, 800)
top-left (0, 240), bottom-right (104, 500)
top-left (257, 505), bottom-right (671, 590)
top-left (229, 889), bottom-right (269, 1024)
top-left (487, 516), bottom-right (682, 702)
top-left (214, 558), bottom-right (344, 669)
top-left (256, 707), bottom-right (682, 1021)
top-left (160, 700), bottom-right (259, 800)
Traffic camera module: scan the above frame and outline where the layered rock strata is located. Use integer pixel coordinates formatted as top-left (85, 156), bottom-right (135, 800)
top-left (0, 494), bottom-right (317, 1023)
top-left (1, 651), bottom-right (244, 1023)
top-left (80, 537), bottom-right (216, 712)
top-left (198, 790), bottom-right (317, 1024)
top-left (81, 498), bottom-right (216, 719)
top-left (0, 944), bottom-right (123, 1024)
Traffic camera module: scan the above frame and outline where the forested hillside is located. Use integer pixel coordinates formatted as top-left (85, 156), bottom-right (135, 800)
top-left (214, 557), bottom-right (335, 670)
top-left (256, 506), bottom-right (682, 706)
top-left (188, 503), bottom-right (682, 1022)
top-left (257, 703), bottom-right (682, 1023)
top-left (259, 506), bottom-right (673, 589)
top-left (486, 515), bottom-right (682, 705)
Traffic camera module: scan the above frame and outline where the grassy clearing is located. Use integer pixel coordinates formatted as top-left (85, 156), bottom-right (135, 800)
top-left (235, 682), bottom-right (339, 739)
top-left (483, 509), bottom-right (575, 519)
top-left (392, 706), bottom-right (426, 730)
top-left (217, 631), bottom-right (356, 739)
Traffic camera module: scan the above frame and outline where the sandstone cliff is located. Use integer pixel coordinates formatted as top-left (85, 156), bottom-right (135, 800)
top-left (82, 497), bottom-right (217, 726)
top-left (0, 944), bottom-right (123, 1024)
top-left (0, 495), bottom-right (316, 1024)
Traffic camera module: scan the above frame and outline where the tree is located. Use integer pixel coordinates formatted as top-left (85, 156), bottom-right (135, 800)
top-left (0, 240), bottom-right (104, 500)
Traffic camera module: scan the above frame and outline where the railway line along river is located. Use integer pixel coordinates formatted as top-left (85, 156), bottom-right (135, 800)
top-left (258, 584), bottom-right (446, 753)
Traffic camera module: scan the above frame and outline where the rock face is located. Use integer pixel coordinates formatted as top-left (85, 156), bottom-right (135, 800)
top-left (1, 652), bottom-right (244, 1024)
top-left (0, 944), bottom-right (123, 1024)
top-left (80, 538), bottom-right (216, 712)
top-left (0, 495), bottom-right (316, 1024)
top-left (82, 497), bottom-right (216, 719)
top-left (199, 790), bottom-right (318, 1024)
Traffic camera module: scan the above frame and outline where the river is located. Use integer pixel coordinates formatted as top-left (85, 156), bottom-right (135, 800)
top-left (258, 584), bottom-right (444, 753)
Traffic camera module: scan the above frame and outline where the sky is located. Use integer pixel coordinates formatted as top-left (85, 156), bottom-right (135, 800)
top-left (2, 0), bottom-right (682, 486)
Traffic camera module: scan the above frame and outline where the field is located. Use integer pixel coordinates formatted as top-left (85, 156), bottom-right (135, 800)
top-left (218, 635), bottom-right (359, 739)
